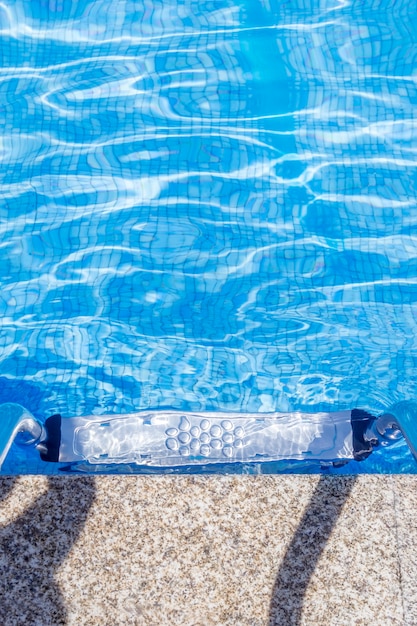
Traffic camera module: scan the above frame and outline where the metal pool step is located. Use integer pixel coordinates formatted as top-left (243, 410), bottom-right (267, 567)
top-left (0, 401), bottom-right (415, 471)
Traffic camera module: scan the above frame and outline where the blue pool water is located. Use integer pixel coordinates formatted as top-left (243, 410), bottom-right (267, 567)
top-left (1, 0), bottom-right (417, 473)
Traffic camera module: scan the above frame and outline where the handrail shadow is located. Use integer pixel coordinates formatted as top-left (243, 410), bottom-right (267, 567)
top-left (0, 477), bottom-right (17, 503)
top-left (0, 476), bottom-right (96, 626)
top-left (269, 474), bottom-right (357, 625)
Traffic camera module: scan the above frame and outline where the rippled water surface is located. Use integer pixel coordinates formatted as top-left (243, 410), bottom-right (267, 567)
top-left (1, 0), bottom-right (417, 472)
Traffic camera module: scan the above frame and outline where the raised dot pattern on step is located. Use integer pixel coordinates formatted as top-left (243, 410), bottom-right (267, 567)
top-left (165, 417), bottom-right (246, 458)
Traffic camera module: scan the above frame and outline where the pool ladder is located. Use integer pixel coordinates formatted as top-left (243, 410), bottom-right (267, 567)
top-left (0, 403), bottom-right (45, 468)
top-left (0, 401), bottom-right (416, 470)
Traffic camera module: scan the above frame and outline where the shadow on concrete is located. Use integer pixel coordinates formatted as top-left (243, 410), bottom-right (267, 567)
top-left (0, 477), bottom-right (17, 503)
top-left (0, 476), bottom-right (96, 626)
top-left (269, 475), bottom-right (357, 625)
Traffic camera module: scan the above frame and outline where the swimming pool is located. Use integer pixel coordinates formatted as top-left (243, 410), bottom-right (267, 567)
top-left (1, 0), bottom-right (417, 473)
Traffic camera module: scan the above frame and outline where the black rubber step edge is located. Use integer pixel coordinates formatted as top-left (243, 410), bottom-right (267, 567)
top-left (39, 414), bottom-right (62, 462)
top-left (351, 408), bottom-right (377, 462)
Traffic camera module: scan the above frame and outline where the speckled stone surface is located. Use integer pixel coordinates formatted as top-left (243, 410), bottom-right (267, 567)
top-left (393, 475), bottom-right (417, 626)
top-left (0, 475), bottom-right (410, 625)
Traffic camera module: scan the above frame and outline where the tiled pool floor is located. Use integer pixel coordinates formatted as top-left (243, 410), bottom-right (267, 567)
top-left (0, 475), bottom-right (415, 625)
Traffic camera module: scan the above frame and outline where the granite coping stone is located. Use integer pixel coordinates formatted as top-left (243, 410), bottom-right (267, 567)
top-left (0, 475), bottom-right (413, 625)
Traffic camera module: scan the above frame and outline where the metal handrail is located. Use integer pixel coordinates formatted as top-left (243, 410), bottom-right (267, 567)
top-left (0, 403), bottom-right (45, 469)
